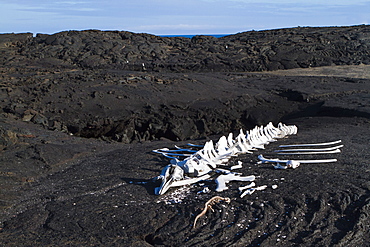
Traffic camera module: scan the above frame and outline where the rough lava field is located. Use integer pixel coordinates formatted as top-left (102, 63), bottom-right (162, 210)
top-left (0, 25), bottom-right (369, 246)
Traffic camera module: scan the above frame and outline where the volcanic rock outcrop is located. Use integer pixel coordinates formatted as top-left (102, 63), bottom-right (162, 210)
top-left (1, 25), bottom-right (370, 72)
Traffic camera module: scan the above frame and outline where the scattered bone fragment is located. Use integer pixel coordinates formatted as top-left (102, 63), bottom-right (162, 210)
top-left (240, 188), bottom-right (256, 198)
top-left (272, 184), bottom-right (278, 189)
top-left (193, 196), bottom-right (231, 229)
top-left (255, 185), bottom-right (267, 191)
top-left (215, 174), bottom-right (255, 192)
top-left (238, 182), bottom-right (256, 192)
top-left (231, 161), bottom-right (243, 170)
top-left (274, 160), bottom-right (300, 169)
top-left (240, 185), bottom-right (267, 198)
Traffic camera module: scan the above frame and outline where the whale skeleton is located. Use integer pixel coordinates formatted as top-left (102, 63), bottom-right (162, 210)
top-left (153, 122), bottom-right (298, 195)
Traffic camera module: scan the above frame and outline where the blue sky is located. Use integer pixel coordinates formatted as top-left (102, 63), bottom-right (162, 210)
top-left (0, 0), bottom-right (369, 35)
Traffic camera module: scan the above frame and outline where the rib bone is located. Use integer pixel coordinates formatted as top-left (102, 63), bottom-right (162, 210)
top-left (277, 149), bottom-right (341, 155)
top-left (279, 140), bottom-right (341, 147)
top-left (257, 154), bottom-right (338, 164)
top-left (275, 144), bottom-right (344, 152)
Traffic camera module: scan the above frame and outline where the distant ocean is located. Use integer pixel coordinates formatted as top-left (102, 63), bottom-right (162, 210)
top-left (160, 34), bottom-right (230, 38)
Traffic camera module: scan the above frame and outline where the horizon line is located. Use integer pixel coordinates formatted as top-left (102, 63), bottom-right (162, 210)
top-left (1, 24), bottom-right (368, 37)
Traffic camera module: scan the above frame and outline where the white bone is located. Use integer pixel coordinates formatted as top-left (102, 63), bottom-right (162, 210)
top-left (279, 140), bottom-right (341, 147)
top-left (274, 160), bottom-right (300, 169)
top-left (231, 161), bottom-right (243, 170)
top-left (229, 133), bottom-right (254, 154)
top-left (238, 182), bottom-right (256, 192)
top-left (215, 168), bottom-right (242, 175)
top-left (206, 140), bottom-right (218, 160)
top-left (215, 174), bottom-right (255, 192)
top-left (265, 122), bottom-right (279, 139)
top-left (155, 173), bottom-right (212, 195)
top-left (215, 136), bottom-right (229, 156)
top-left (155, 165), bottom-right (185, 195)
top-left (255, 185), bottom-right (268, 191)
top-left (155, 148), bottom-right (196, 153)
top-left (238, 129), bottom-right (256, 150)
top-left (273, 163), bottom-right (287, 169)
top-left (240, 185), bottom-right (267, 198)
top-left (246, 130), bottom-right (265, 149)
top-left (275, 145), bottom-right (343, 152)
top-left (261, 125), bottom-right (274, 142)
top-left (278, 122), bottom-right (298, 136)
top-left (240, 188), bottom-right (255, 198)
top-left (227, 133), bottom-right (234, 147)
top-left (257, 126), bottom-right (271, 144)
top-left (170, 174), bottom-right (211, 187)
top-left (193, 157), bottom-right (214, 175)
top-left (257, 154), bottom-right (337, 164)
top-left (198, 142), bottom-right (213, 164)
top-left (276, 149), bottom-right (341, 155)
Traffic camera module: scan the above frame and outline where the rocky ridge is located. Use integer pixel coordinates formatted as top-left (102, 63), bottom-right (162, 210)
top-left (1, 25), bottom-right (370, 72)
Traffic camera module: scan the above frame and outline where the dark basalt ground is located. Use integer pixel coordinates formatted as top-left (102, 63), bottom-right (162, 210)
top-left (0, 25), bottom-right (369, 246)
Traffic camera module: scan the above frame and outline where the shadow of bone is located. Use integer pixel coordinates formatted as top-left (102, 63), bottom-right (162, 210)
top-left (121, 177), bottom-right (159, 196)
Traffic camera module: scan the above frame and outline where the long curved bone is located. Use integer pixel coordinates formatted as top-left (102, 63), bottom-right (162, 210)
top-left (169, 174), bottom-right (211, 188)
top-left (276, 149), bottom-right (341, 155)
top-left (274, 144), bottom-right (344, 153)
top-left (257, 154), bottom-right (338, 164)
top-left (279, 140), bottom-right (341, 147)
